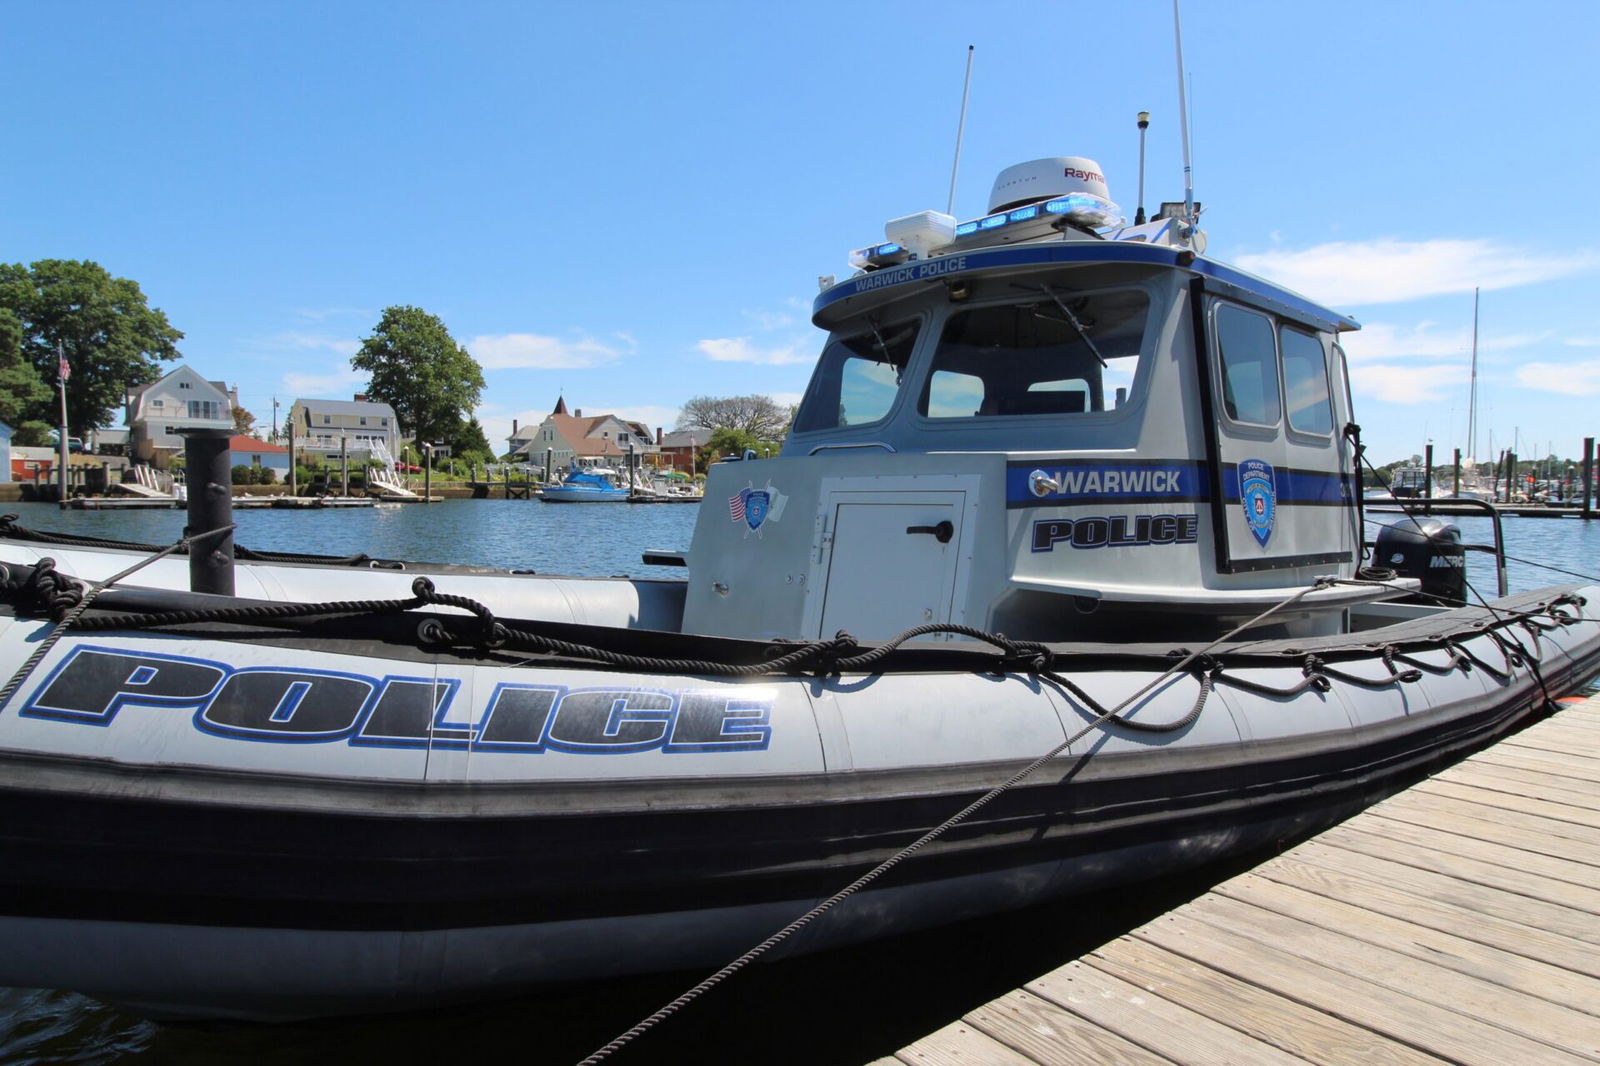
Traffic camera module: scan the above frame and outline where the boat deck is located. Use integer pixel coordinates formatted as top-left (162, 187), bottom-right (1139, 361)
top-left (876, 696), bottom-right (1600, 1065)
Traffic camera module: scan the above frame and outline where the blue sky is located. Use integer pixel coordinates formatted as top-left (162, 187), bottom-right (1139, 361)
top-left (7, 0), bottom-right (1599, 464)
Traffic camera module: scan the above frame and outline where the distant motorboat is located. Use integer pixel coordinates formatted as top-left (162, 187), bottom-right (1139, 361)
top-left (538, 464), bottom-right (629, 502)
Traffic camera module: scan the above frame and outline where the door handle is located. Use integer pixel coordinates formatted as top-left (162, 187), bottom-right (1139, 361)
top-left (906, 520), bottom-right (954, 543)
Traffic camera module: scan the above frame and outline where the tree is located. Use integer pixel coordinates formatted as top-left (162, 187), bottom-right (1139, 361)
top-left (677, 394), bottom-right (789, 439)
top-left (351, 306), bottom-right (484, 448)
top-left (0, 308), bottom-right (50, 426)
top-left (447, 416), bottom-right (494, 469)
top-left (700, 426), bottom-right (778, 469)
top-left (0, 260), bottom-right (182, 435)
top-left (233, 405), bottom-right (257, 436)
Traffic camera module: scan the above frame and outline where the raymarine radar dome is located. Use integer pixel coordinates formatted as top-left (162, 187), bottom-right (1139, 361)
top-left (988, 157), bottom-right (1112, 214)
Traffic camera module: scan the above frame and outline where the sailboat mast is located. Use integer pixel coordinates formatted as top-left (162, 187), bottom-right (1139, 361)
top-left (1467, 287), bottom-right (1479, 461)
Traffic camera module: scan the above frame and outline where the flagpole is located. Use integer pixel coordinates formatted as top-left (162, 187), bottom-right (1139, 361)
top-left (56, 342), bottom-right (70, 504)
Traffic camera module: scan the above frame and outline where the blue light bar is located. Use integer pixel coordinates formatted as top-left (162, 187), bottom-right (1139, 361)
top-left (954, 221), bottom-right (979, 237)
top-left (1008, 205), bottom-right (1039, 223)
top-left (978, 214), bottom-right (1007, 230)
top-left (875, 243), bottom-right (902, 256)
top-left (1044, 195), bottom-right (1096, 214)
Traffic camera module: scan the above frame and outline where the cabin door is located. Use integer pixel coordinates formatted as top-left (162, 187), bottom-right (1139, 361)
top-left (809, 477), bottom-right (979, 641)
top-left (1203, 295), bottom-right (1354, 574)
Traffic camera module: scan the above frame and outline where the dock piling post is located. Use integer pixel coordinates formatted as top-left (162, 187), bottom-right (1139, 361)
top-left (1452, 447), bottom-right (1461, 498)
top-left (1584, 438), bottom-right (1594, 520)
top-left (1424, 442), bottom-right (1434, 503)
top-left (178, 428), bottom-right (235, 596)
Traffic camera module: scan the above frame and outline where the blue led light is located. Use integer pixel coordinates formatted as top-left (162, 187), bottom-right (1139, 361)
top-left (1008, 205), bottom-right (1039, 223)
top-left (1044, 195), bottom-right (1092, 214)
top-left (955, 221), bottom-right (979, 237)
top-left (876, 243), bottom-right (903, 256)
top-left (978, 214), bottom-right (1008, 230)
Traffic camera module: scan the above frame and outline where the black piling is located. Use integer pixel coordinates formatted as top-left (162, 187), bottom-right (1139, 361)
top-left (1585, 437), bottom-right (1595, 521)
top-left (179, 427), bottom-right (235, 596)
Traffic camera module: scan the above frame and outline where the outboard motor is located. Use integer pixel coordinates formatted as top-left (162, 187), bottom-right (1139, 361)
top-left (1373, 518), bottom-right (1467, 606)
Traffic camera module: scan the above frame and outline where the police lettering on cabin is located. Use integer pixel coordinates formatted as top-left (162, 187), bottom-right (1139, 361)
top-left (1031, 513), bottom-right (1200, 552)
top-left (19, 646), bottom-right (774, 754)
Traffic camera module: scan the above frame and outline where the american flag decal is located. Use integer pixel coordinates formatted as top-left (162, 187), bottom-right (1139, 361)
top-left (729, 489), bottom-right (747, 522)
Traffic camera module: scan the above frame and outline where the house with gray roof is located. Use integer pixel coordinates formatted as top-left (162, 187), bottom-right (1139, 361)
top-left (288, 395), bottom-right (403, 462)
top-left (124, 365), bottom-right (237, 468)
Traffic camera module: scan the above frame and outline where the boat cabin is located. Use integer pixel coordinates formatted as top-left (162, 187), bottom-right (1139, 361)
top-left (682, 157), bottom-right (1373, 644)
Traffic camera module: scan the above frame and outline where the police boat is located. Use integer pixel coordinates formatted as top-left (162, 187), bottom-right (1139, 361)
top-left (1, 156), bottom-right (1597, 1022)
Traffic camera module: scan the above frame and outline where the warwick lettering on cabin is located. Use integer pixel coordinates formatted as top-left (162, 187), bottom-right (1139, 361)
top-left (1005, 460), bottom-right (1206, 508)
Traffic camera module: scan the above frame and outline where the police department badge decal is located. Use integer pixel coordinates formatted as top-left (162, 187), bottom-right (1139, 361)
top-left (1239, 459), bottom-right (1277, 548)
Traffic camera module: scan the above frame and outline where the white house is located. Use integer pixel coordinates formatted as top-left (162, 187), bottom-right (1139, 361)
top-left (124, 365), bottom-right (236, 469)
top-left (287, 396), bottom-right (403, 462)
top-left (508, 396), bottom-right (660, 472)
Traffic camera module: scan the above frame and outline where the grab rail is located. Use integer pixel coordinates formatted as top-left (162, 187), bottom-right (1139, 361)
top-left (806, 441), bottom-right (898, 456)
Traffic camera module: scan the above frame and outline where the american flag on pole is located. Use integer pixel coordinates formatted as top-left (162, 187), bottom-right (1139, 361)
top-left (728, 489), bottom-right (747, 522)
top-left (57, 349), bottom-right (70, 382)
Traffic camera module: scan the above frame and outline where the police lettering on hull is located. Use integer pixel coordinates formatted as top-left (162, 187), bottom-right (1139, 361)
top-left (20, 646), bottom-right (774, 754)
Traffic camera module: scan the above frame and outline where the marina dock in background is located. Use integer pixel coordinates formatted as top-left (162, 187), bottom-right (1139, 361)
top-left (878, 695), bottom-right (1600, 1066)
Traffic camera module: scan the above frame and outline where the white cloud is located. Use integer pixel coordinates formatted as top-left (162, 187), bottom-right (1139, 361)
top-left (1346, 362), bottom-right (1468, 404)
top-left (696, 337), bottom-right (811, 365)
top-left (1516, 360), bottom-right (1600, 396)
top-left (274, 332), bottom-right (361, 358)
top-left (283, 367), bottom-right (365, 397)
top-left (1233, 239), bottom-right (1597, 307)
top-left (1341, 321), bottom-right (1546, 363)
top-left (468, 332), bottom-right (629, 370)
top-left (1564, 336), bottom-right (1600, 349)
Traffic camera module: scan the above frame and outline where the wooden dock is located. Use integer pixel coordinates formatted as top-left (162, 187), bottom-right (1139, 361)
top-left (878, 696), bottom-right (1600, 1065)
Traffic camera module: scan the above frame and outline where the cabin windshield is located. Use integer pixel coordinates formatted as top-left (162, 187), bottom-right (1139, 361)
top-left (792, 317), bottom-right (922, 434)
top-left (919, 287), bottom-right (1150, 419)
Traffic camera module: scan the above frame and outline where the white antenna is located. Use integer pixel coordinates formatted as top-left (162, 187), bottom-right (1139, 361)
top-left (1172, 0), bottom-right (1196, 230)
top-left (1467, 286), bottom-right (1480, 461)
top-left (946, 45), bottom-right (975, 215)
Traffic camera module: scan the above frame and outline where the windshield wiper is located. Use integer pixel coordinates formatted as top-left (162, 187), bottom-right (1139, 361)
top-left (1019, 284), bottom-right (1107, 367)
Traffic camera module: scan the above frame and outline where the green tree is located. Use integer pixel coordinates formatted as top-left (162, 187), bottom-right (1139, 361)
top-left (0, 260), bottom-right (182, 435)
top-left (0, 308), bottom-right (51, 427)
top-left (351, 306), bottom-right (484, 448)
top-left (699, 426), bottom-right (779, 470)
top-left (447, 415), bottom-right (494, 469)
top-left (233, 405), bottom-right (257, 436)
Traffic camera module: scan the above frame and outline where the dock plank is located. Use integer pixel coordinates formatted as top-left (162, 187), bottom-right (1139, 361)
top-left (1024, 961), bottom-right (1307, 1065)
top-left (1319, 820), bottom-right (1600, 904)
top-left (1430, 759), bottom-right (1600, 811)
top-left (1175, 891), bottom-right (1600, 1058)
top-left (1213, 872), bottom-right (1600, 1017)
top-left (890, 1019), bottom-right (1044, 1066)
top-left (1082, 938), bottom-right (1448, 1066)
top-left (1284, 840), bottom-right (1600, 944)
top-left (1374, 790), bottom-right (1600, 850)
top-left (1249, 850), bottom-right (1600, 979)
top-left (962, 990), bottom-right (1174, 1066)
top-left (1135, 911), bottom-right (1591, 1066)
top-left (1404, 776), bottom-right (1598, 827)
top-left (886, 698), bottom-right (1600, 1065)
top-left (1357, 792), bottom-right (1600, 865)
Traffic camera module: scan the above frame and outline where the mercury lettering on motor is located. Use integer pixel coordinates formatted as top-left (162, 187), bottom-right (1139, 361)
top-left (19, 646), bottom-right (774, 754)
top-left (1032, 513), bottom-right (1199, 552)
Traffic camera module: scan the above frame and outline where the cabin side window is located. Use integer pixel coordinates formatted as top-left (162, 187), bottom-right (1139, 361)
top-left (792, 318), bottom-right (921, 434)
top-left (1214, 304), bottom-right (1281, 427)
top-left (1280, 326), bottom-right (1334, 436)
top-left (918, 287), bottom-right (1149, 419)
